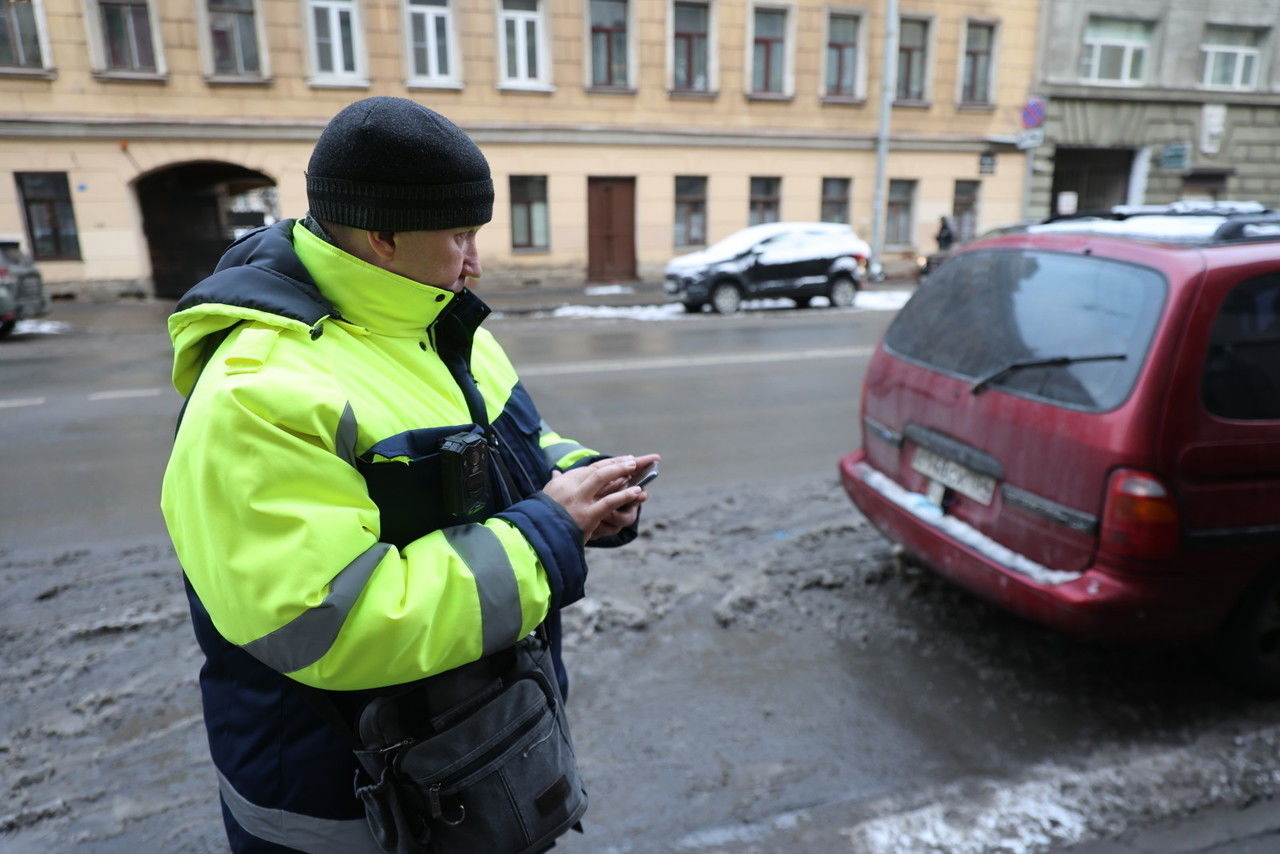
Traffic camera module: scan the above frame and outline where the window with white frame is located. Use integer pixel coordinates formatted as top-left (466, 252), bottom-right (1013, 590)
top-left (1079, 17), bottom-right (1152, 84)
top-left (499, 0), bottom-right (547, 87)
top-left (1, 0), bottom-right (49, 69)
top-left (206, 0), bottom-right (261, 76)
top-left (751, 7), bottom-right (787, 94)
top-left (896, 18), bottom-right (927, 101)
top-left (825, 12), bottom-right (858, 98)
top-left (672, 1), bottom-right (709, 92)
top-left (98, 0), bottom-right (157, 71)
top-left (590, 0), bottom-right (628, 87)
top-left (405, 0), bottom-right (456, 84)
top-left (961, 21), bottom-right (994, 103)
top-left (1202, 25), bottom-right (1264, 90)
top-left (305, 0), bottom-right (363, 81)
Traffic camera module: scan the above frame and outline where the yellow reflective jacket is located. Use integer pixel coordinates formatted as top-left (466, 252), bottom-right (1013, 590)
top-left (162, 219), bottom-right (603, 694)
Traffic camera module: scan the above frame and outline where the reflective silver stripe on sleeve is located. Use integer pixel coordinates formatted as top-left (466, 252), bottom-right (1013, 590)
top-left (241, 542), bottom-right (391, 674)
top-left (335, 402), bottom-right (358, 467)
top-left (216, 767), bottom-right (382, 853)
top-left (443, 524), bottom-right (523, 656)
top-left (539, 419), bottom-right (589, 467)
top-left (542, 440), bottom-right (586, 467)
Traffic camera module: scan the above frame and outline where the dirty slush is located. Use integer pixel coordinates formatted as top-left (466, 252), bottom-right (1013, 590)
top-left (5, 477), bottom-right (1280, 853)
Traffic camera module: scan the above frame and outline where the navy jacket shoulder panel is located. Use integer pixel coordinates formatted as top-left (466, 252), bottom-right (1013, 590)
top-left (176, 219), bottom-right (334, 326)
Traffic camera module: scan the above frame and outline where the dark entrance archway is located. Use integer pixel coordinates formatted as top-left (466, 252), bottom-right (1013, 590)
top-left (135, 162), bottom-right (277, 298)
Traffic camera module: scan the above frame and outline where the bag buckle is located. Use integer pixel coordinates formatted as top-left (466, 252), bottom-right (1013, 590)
top-left (427, 784), bottom-right (466, 826)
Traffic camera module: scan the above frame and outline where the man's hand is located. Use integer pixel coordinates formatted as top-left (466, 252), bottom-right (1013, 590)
top-left (589, 453), bottom-right (660, 539)
top-left (543, 456), bottom-right (649, 544)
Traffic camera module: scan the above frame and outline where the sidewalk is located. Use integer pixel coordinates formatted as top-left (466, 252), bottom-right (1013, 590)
top-left (1056, 797), bottom-right (1280, 854)
top-left (476, 276), bottom-right (915, 314)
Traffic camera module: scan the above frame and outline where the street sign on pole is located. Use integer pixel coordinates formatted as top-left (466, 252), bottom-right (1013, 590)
top-left (1016, 128), bottom-right (1045, 150)
top-left (1021, 97), bottom-right (1047, 130)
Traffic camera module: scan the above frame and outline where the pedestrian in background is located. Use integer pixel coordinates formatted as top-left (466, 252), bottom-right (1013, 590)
top-left (935, 215), bottom-right (955, 251)
top-left (162, 96), bottom-right (657, 852)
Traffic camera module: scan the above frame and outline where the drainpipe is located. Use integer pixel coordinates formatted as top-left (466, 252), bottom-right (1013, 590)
top-left (870, 0), bottom-right (899, 281)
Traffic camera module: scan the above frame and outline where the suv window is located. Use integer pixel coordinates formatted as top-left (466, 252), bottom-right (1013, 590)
top-left (0, 245), bottom-right (28, 266)
top-left (1203, 273), bottom-right (1280, 420)
top-left (885, 249), bottom-right (1166, 411)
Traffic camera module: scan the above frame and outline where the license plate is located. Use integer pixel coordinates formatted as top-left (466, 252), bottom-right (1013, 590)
top-left (911, 446), bottom-right (996, 505)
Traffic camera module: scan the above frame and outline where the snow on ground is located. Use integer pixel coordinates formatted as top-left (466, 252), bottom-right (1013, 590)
top-left (12, 319), bottom-right (70, 335)
top-left (539, 290), bottom-right (913, 321)
top-left (584, 284), bottom-right (637, 296)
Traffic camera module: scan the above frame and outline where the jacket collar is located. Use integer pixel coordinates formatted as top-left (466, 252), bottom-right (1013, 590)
top-left (291, 220), bottom-right (474, 338)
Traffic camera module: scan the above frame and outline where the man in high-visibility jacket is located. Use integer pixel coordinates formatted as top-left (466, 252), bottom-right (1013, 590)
top-left (161, 96), bottom-right (656, 852)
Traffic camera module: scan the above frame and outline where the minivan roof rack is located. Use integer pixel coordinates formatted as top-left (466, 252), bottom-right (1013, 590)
top-left (1029, 202), bottom-right (1280, 245)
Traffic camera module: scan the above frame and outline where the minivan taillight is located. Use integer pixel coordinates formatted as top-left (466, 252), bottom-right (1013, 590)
top-left (1100, 469), bottom-right (1179, 560)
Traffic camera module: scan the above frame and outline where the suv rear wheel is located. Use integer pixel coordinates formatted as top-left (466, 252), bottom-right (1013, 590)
top-left (711, 282), bottom-right (743, 315)
top-left (1214, 567), bottom-right (1280, 697)
top-left (828, 275), bottom-right (857, 308)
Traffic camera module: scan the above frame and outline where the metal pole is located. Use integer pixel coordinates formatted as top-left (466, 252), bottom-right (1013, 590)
top-left (1021, 146), bottom-right (1034, 223)
top-left (870, 0), bottom-right (899, 280)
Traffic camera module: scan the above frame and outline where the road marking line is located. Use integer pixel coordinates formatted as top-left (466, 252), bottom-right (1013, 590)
top-left (0, 396), bottom-right (45, 409)
top-left (88, 388), bottom-right (164, 401)
top-left (519, 346), bottom-right (875, 377)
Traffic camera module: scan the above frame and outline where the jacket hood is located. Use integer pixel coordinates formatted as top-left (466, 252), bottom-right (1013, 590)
top-left (168, 220), bottom-right (335, 395)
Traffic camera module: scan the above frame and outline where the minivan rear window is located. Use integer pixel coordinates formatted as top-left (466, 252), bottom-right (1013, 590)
top-left (885, 249), bottom-right (1166, 411)
top-left (1203, 273), bottom-right (1280, 420)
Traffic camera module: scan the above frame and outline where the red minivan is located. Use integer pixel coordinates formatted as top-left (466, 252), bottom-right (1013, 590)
top-left (840, 208), bottom-right (1280, 694)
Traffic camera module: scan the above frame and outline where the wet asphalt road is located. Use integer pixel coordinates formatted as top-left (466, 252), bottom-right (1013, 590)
top-left (0, 299), bottom-right (891, 549)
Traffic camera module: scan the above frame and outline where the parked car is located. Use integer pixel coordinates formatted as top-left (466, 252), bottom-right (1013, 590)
top-left (664, 222), bottom-right (870, 314)
top-left (839, 204), bottom-right (1280, 694)
top-left (0, 237), bottom-right (48, 339)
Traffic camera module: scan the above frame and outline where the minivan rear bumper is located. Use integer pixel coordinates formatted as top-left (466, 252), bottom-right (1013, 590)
top-left (839, 450), bottom-right (1233, 641)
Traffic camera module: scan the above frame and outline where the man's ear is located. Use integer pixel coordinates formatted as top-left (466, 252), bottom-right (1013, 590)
top-left (365, 230), bottom-right (398, 263)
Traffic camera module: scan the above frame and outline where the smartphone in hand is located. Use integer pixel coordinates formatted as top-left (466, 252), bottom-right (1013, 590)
top-left (627, 460), bottom-right (659, 489)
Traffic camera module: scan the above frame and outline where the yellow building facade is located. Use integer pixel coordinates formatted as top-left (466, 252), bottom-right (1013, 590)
top-left (1, 0), bottom-right (1039, 297)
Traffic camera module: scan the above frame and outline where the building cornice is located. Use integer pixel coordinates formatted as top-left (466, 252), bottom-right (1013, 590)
top-left (1041, 82), bottom-right (1280, 107)
top-left (0, 115), bottom-right (1018, 152)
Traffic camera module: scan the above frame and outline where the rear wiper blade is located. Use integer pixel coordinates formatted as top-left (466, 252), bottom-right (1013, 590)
top-left (970, 353), bottom-right (1127, 395)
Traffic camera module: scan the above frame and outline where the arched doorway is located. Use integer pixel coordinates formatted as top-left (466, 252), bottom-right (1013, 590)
top-left (135, 162), bottom-right (278, 298)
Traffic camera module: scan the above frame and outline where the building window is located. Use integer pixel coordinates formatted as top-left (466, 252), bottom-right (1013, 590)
top-left (751, 7), bottom-right (786, 95)
top-left (99, 0), bottom-right (156, 71)
top-left (896, 18), bottom-right (927, 101)
top-left (825, 13), bottom-right (858, 98)
top-left (499, 0), bottom-right (546, 86)
top-left (207, 0), bottom-right (260, 76)
top-left (1202, 25), bottom-right (1264, 90)
top-left (749, 176), bottom-right (780, 225)
top-left (306, 0), bottom-right (362, 79)
top-left (510, 175), bottom-right (548, 250)
top-left (674, 176), bottom-right (706, 246)
top-left (590, 0), bottom-right (627, 87)
top-left (1079, 17), bottom-right (1152, 84)
top-left (672, 1), bottom-right (708, 92)
top-left (405, 0), bottom-right (456, 84)
top-left (15, 172), bottom-right (81, 261)
top-left (821, 177), bottom-right (850, 223)
top-left (886, 179), bottom-right (915, 246)
top-left (953, 180), bottom-right (979, 243)
top-left (961, 22), bottom-right (993, 103)
top-left (1, 0), bottom-right (46, 68)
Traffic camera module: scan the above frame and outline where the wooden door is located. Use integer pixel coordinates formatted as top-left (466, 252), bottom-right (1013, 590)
top-left (587, 177), bottom-right (637, 282)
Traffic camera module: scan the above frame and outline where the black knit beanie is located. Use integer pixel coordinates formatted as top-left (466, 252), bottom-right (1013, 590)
top-left (306, 97), bottom-right (493, 231)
